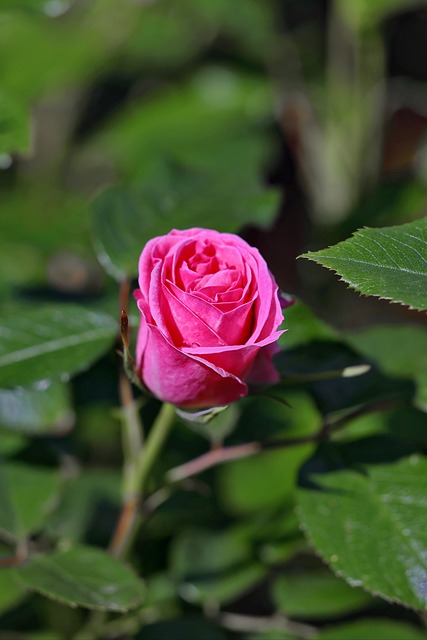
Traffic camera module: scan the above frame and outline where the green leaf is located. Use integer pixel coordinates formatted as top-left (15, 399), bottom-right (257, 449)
top-left (273, 569), bottom-right (372, 620)
top-left (170, 527), bottom-right (264, 605)
top-left (345, 325), bottom-right (427, 412)
top-left (280, 300), bottom-right (337, 350)
top-left (17, 545), bottom-right (144, 612)
top-left (0, 90), bottom-right (29, 155)
top-left (0, 305), bottom-right (117, 387)
top-left (315, 618), bottom-right (427, 640)
top-left (0, 432), bottom-right (27, 455)
top-left (0, 567), bottom-right (26, 613)
top-left (0, 381), bottom-right (73, 435)
top-left (255, 509), bottom-right (306, 566)
top-left (218, 393), bottom-right (320, 514)
top-left (302, 217), bottom-right (427, 311)
top-left (0, 462), bottom-right (60, 540)
top-left (96, 68), bottom-right (272, 179)
top-left (45, 469), bottom-right (121, 544)
top-left (92, 161), bottom-right (279, 280)
top-left (0, 0), bottom-right (50, 13)
top-left (298, 455), bottom-right (427, 610)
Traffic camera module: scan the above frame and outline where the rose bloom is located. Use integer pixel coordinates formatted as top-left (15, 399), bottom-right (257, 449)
top-left (134, 228), bottom-right (285, 408)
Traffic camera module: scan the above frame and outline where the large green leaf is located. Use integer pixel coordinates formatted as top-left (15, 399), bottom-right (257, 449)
top-left (92, 161), bottom-right (279, 280)
top-left (0, 380), bottom-right (73, 435)
top-left (0, 305), bottom-right (117, 387)
top-left (17, 545), bottom-right (144, 611)
top-left (302, 217), bottom-right (427, 311)
top-left (298, 455), bottom-right (427, 610)
top-left (345, 325), bottom-right (427, 412)
top-left (0, 462), bottom-right (60, 540)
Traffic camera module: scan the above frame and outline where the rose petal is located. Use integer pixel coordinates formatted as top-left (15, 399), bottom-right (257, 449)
top-left (166, 280), bottom-right (256, 345)
top-left (161, 285), bottom-right (226, 348)
top-left (245, 341), bottom-right (282, 385)
top-left (183, 329), bottom-right (284, 379)
top-left (138, 320), bottom-right (248, 407)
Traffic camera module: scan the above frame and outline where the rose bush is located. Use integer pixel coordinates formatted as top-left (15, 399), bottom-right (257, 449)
top-left (134, 228), bottom-right (285, 407)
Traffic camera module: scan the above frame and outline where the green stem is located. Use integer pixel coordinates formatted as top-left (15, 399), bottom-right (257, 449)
top-left (109, 401), bottom-right (176, 558)
top-left (119, 373), bottom-right (144, 499)
top-left (136, 402), bottom-right (176, 494)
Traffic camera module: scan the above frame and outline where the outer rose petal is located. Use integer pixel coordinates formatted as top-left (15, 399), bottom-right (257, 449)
top-left (245, 341), bottom-right (282, 385)
top-left (136, 312), bottom-right (248, 407)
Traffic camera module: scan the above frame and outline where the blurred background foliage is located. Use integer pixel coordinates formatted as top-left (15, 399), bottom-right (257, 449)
top-left (1, 0), bottom-right (427, 638)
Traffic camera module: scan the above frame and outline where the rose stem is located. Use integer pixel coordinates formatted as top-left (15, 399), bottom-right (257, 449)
top-left (109, 368), bottom-right (144, 558)
top-left (135, 401), bottom-right (176, 492)
top-left (111, 401), bottom-right (176, 559)
top-left (109, 277), bottom-right (145, 558)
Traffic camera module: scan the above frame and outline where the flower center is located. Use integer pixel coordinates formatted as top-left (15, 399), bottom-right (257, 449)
top-left (178, 241), bottom-right (244, 303)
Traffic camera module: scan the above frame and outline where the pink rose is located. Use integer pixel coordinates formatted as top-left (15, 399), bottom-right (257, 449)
top-left (134, 228), bottom-right (285, 408)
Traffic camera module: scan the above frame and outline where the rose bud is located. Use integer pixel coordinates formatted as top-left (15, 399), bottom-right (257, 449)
top-left (134, 228), bottom-right (285, 408)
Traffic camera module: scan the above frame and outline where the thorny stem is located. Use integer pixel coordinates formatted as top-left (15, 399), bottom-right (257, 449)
top-left (110, 279), bottom-right (176, 559)
top-left (109, 279), bottom-right (145, 558)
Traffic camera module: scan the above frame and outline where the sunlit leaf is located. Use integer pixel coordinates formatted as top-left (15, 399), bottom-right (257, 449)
top-left (298, 455), bottom-right (427, 610)
top-left (0, 381), bottom-right (73, 435)
top-left (0, 305), bottom-right (117, 387)
top-left (302, 218), bottom-right (427, 310)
